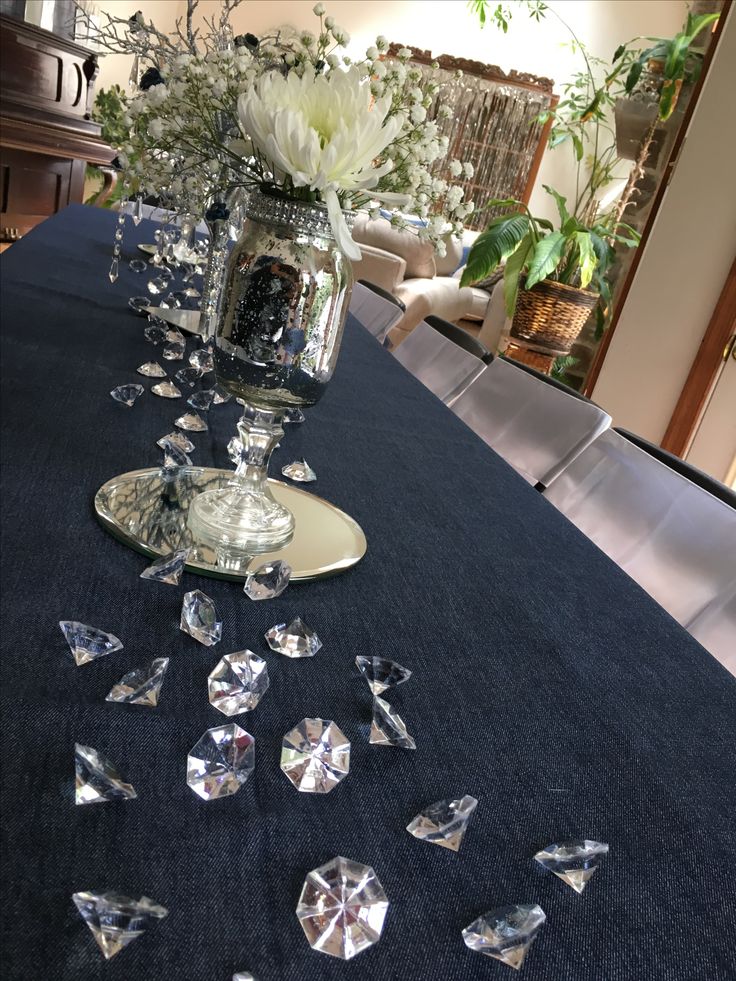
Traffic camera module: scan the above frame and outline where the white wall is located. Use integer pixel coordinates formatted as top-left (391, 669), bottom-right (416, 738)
top-left (93, 0), bottom-right (686, 222)
top-left (592, 6), bottom-right (736, 444)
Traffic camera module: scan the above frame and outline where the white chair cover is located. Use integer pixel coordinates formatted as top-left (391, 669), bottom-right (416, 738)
top-left (544, 429), bottom-right (736, 673)
top-left (450, 357), bottom-right (612, 485)
top-left (392, 319), bottom-right (486, 406)
top-left (349, 282), bottom-right (405, 343)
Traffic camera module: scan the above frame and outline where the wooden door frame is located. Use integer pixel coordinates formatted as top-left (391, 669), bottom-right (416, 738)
top-left (584, 1), bottom-right (732, 398)
top-left (660, 256), bottom-right (736, 456)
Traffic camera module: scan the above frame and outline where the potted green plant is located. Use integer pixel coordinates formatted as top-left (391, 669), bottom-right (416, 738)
top-left (460, 186), bottom-right (639, 354)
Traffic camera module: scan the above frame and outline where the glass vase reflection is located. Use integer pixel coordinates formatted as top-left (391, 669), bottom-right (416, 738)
top-left (188, 190), bottom-right (354, 553)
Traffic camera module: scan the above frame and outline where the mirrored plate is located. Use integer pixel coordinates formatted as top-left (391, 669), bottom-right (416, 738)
top-left (144, 307), bottom-right (204, 336)
top-left (94, 468), bottom-right (367, 582)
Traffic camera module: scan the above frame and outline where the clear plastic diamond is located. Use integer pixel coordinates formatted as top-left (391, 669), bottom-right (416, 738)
top-left (160, 441), bottom-right (192, 473)
top-left (233, 973), bottom-right (256, 981)
top-left (355, 656), bottom-right (412, 696)
top-left (60, 621), bottom-right (123, 666)
top-left (166, 327), bottom-right (185, 344)
top-left (212, 385), bottom-right (231, 404)
top-left (163, 341), bottom-right (185, 361)
top-left (137, 361), bottom-right (167, 378)
top-left (462, 904), bottom-right (546, 970)
top-left (151, 380), bottom-right (182, 399)
top-left (128, 296), bottom-right (149, 313)
top-left (174, 366), bottom-right (202, 388)
top-left (106, 658), bottom-right (169, 707)
top-left (280, 718), bottom-right (350, 793)
top-left (144, 323), bottom-right (167, 344)
top-left (129, 259), bottom-right (148, 273)
top-left (208, 650), bottom-right (270, 716)
top-left (284, 408), bottom-right (305, 424)
top-left (244, 560), bottom-right (291, 600)
top-left (75, 744), bottom-right (137, 804)
top-left (533, 840), bottom-right (609, 894)
top-left (175, 412), bottom-right (208, 432)
top-left (186, 723), bottom-right (255, 800)
top-left (370, 696), bottom-right (416, 750)
top-left (180, 590), bottom-right (222, 646)
top-left (147, 275), bottom-right (170, 296)
top-left (296, 856), bottom-right (388, 960)
top-left (156, 265), bottom-right (174, 284)
top-left (188, 389), bottom-right (214, 412)
top-left (110, 384), bottom-right (144, 407)
top-left (406, 795), bottom-right (478, 851)
top-left (281, 459), bottom-right (317, 483)
top-left (140, 548), bottom-right (190, 585)
top-left (160, 292), bottom-right (181, 309)
top-left (157, 431), bottom-right (194, 453)
top-left (189, 347), bottom-right (214, 372)
top-left (72, 891), bottom-right (168, 960)
top-left (265, 618), bottom-right (322, 658)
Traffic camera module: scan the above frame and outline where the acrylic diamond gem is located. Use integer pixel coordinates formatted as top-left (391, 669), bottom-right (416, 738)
top-left (370, 696), bottom-right (416, 750)
top-left (128, 295), bottom-right (149, 313)
top-left (147, 275), bottom-right (170, 296)
top-left (189, 347), bottom-right (214, 372)
top-left (186, 723), bottom-right (255, 800)
top-left (163, 341), bottom-right (185, 361)
top-left (282, 459), bottom-right (317, 483)
top-left (212, 385), bottom-right (231, 404)
top-left (140, 548), bottom-right (190, 585)
top-left (75, 744), bottom-right (137, 804)
top-left (233, 973), bottom-right (257, 981)
top-left (188, 389), bottom-right (214, 412)
top-left (175, 411), bottom-right (208, 432)
top-left (72, 891), bottom-right (168, 960)
top-left (265, 618), bottom-right (322, 658)
top-left (106, 658), bottom-right (169, 707)
top-left (161, 292), bottom-right (181, 309)
top-left (533, 840), bottom-right (609, 894)
top-left (174, 366), bottom-right (202, 388)
top-left (60, 621), bottom-right (123, 666)
top-left (160, 443), bottom-right (192, 474)
top-left (157, 431), bottom-right (194, 454)
top-left (137, 361), bottom-right (167, 378)
top-left (280, 718), bottom-right (350, 793)
top-left (355, 656), bottom-right (412, 696)
top-left (296, 856), bottom-right (388, 960)
top-left (406, 795), bottom-right (478, 852)
top-left (208, 650), bottom-right (269, 716)
top-left (129, 259), bottom-right (148, 273)
top-left (151, 380), bottom-right (182, 399)
top-left (244, 560), bottom-right (291, 600)
top-left (110, 384), bottom-right (144, 407)
top-left (284, 408), bottom-right (305, 424)
top-left (462, 904), bottom-right (546, 970)
top-left (180, 589), bottom-right (222, 646)
top-left (144, 323), bottom-right (168, 345)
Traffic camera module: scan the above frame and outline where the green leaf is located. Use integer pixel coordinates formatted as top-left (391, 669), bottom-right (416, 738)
top-left (460, 214), bottom-right (530, 286)
top-left (571, 134), bottom-right (584, 161)
top-left (684, 12), bottom-right (719, 42)
top-left (612, 43), bottom-right (626, 62)
top-left (525, 232), bottom-right (567, 289)
top-left (575, 231), bottom-right (596, 288)
top-left (624, 60), bottom-right (643, 93)
top-left (503, 234), bottom-right (533, 317)
top-left (543, 185), bottom-right (569, 225)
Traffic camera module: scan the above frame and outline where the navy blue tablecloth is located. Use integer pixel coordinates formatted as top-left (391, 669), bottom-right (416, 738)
top-left (1, 206), bottom-right (735, 981)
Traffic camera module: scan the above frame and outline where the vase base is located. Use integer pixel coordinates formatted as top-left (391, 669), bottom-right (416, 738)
top-left (187, 483), bottom-right (295, 555)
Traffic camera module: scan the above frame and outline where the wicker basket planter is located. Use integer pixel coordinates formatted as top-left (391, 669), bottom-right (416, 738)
top-left (510, 278), bottom-right (598, 354)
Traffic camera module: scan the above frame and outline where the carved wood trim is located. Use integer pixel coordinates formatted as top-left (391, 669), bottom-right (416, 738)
top-left (387, 43), bottom-right (555, 93)
top-left (0, 115), bottom-right (114, 165)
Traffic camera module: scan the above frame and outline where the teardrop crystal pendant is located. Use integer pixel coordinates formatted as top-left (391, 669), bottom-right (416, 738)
top-left (132, 196), bottom-right (143, 226)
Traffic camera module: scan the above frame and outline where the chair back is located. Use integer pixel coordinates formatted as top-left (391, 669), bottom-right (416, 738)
top-left (451, 356), bottom-right (611, 486)
top-left (425, 315), bottom-right (493, 363)
top-left (543, 429), bottom-right (736, 673)
top-left (393, 320), bottom-right (487, 406)
top-left (350, 281), bottom-right (405, 342)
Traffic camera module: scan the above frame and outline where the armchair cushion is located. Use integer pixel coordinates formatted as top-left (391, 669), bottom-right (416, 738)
top-left (352, 243), bottom-right (407, 295)
top-left (352, 214), bottom-right (436, 279)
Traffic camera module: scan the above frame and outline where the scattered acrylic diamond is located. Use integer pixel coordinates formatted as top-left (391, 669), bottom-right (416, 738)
top-left (72, 891), bottom-right (168, 960)
top-left (75, 744), bottom-right (137, 804)
top-left (140, 548), bottom-right (190, 585)
top-left (137, 361), bottom-right (167, 378)
top-left (144, 323), bottom-right (168, 345)
top-left (160, 440), bottom-right (192, 472)
top-left (244, 560), bottom-right (291, 600)
top-left (163, 341), bottom-right (185, 360)
top-left (212, 385), bottom-right (231, 404)
top-left (370, 696), bottom-right (416, 750)
top-left (151, 380), bottom-right (182, 399)
top-left (147, 275), bottom-right (170, 296)
top-left (280, 718), bottom-right (350, 794)
top-left (106, 658), bottom-right (169, 707)
top-left (208, 650), bottom-right (270, 716)
top-left (60, 621), bottom-right (123, 666)
top-left (166, 327), bottom-right (185, 344)
top-left (284, 408), bottom-right (305, 424)
top-left (175, 412), bottom-right (208, 432)
top-left (281, 459), bottom-right (317, 483)
top-left (160, 292), bottom-right (181, 309)
top-left (174, 366), bottom-right (202, 388)
top-left (265, 618), bottom-right (322, 658)
top-left (156, 265), bottom-right (174, 284)
top-left (157, 431), bottom-right (194, 453)
top-left (189, 347), bottom-right (214, 372)
top-left (233, 973), bottom-right (257, 981)
top-left (188, 389), bottom-right (214, 412)
top-left (186, 723), bottom-right (255, 800)
top-left (406, 796), bottom-right (478, 852)
top-left (533, 840), bottom-right (609, 894)
top-left (355, 656), bottom-right (412, 696)
top-left (228, 436), bottom-right (244, 465)
top-left (296, 856), bottom-right (388, 960)
top-left (462, 904), bottom-right (546, 971)
top-left (180, 589), bottom-right (222, 646)
top-left (110, 384), bottom-right (144, 407)
top-left (129, 259), bottom-right (148, 273)
top-left (128, 296), bottom-right (149, 313)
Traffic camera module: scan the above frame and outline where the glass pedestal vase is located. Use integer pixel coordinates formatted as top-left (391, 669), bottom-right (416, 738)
top-left (188, 189), bottom-right (354, 555)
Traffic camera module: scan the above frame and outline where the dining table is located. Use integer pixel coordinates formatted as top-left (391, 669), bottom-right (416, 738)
top-left (1, 204), bottom-right (735, 981)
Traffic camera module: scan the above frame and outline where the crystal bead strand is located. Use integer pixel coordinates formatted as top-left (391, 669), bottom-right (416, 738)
top-left (199, 200), bottom-right (230, 341)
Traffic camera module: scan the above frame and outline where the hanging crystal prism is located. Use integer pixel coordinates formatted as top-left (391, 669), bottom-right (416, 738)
top-left (108, 258), bottom-right (119, 283)
top-left (132, 196), bottom-right (143, 226)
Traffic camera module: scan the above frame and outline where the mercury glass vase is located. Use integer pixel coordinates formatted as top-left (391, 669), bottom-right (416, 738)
top-left (188, 189), bottom-right (354, 553)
